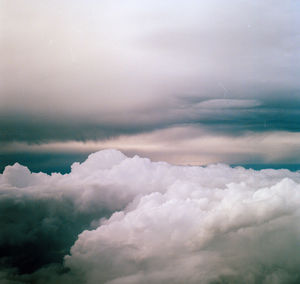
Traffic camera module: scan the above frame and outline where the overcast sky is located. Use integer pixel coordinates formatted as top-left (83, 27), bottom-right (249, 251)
top-left (1, 0), bottom-right (300, 170)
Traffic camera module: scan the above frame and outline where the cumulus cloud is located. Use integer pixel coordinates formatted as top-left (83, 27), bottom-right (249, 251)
top-left (1, 150), bottom-right (300, 283)
top-left (67, 179), bottom-right (300, 284)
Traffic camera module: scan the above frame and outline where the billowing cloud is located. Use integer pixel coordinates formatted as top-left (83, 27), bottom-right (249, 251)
top-left (67, 178), bottom-right (300, 284)
top-left (1, 150), bottom-right (300, 283)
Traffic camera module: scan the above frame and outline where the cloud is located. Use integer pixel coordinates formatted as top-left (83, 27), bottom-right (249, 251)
top-left (4, 127), bottom-right (300, 168)
top-left (2, 0), bottom-right (300, 281)
top-left (1, 150), bottom-right (300, 283)
top-left (2, 94), bottom-right (300, 147)
top-left (67, 178), bottom-right (300, 284)
top-left (194, 99), bottom-right (261, 109)
top-left (1, 0), bottom-right (300, 145)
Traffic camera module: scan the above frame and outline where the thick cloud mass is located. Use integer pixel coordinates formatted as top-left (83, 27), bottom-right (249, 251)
top-left (2, 0), bottom-right (300, 170)
top-left (1, 0), bottom-right (300, 145)
top-left (1, 150), bottom-right (300, 283)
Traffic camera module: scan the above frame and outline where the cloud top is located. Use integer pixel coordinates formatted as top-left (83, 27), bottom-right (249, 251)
top-left (1, 150), bottom-right (300, 283)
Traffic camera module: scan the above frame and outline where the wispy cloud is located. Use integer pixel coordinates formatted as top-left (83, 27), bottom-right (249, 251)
top-left (4, 127), bottom-right (300, 165)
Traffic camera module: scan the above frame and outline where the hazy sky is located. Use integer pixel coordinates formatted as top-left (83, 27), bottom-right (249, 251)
top-left (1, 0), bottom-right (300, 170)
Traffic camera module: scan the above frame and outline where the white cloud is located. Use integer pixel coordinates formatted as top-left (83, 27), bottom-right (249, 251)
top-left (66, 158), bottom-right (300, 283)
top-left (1, 150), bottom-right (300, 283)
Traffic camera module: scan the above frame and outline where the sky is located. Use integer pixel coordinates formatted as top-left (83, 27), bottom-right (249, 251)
top-left (1, 0), bottom-right (300, 172)
top-left (1, 1), bottom-right (300, 283)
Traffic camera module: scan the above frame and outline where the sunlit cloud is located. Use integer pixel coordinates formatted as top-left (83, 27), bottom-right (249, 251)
top-left (1, 150), bottom-right (300, 283)
top-left (4, 127), bottom-right (300, 165)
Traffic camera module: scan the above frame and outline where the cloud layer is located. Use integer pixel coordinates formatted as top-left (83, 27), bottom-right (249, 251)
top-left (1, 150), bottom-right (300, 283)
top-left (1, 0), bottom-right (300, 145)
top-left (2, 0), bottom-right (300, 172)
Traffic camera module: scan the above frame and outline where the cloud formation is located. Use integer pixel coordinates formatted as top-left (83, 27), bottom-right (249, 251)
top-left (1, 0), bottom-right (300, 145)
top-left (1, 150), bottom-right (300, 283)
top-left (4, 127), bottom-right (300, 170)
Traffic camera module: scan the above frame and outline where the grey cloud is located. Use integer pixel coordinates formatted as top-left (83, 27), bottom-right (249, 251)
top-left (2, 91), bottom-right (300, 146)
top-left (1, 0), bottom-right (299, 143)
top-left (193, 99), bottom-right (261, 109)
top-left (0, 112), bottom-right (169, 144)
